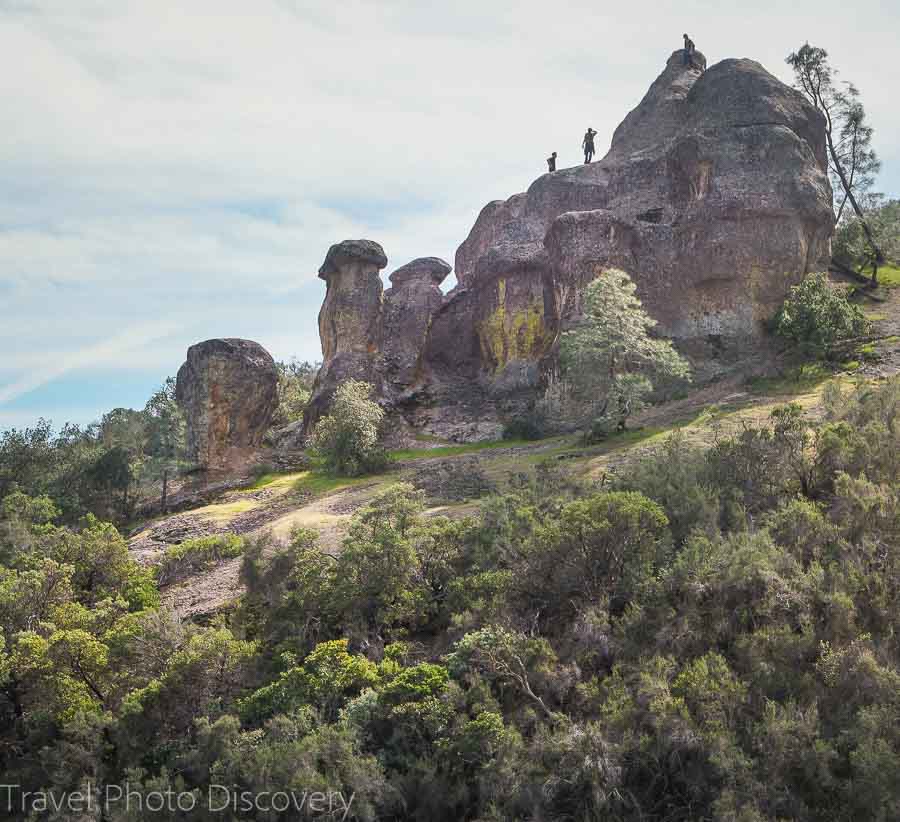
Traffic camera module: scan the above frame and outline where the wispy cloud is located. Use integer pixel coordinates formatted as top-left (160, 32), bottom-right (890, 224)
top-left (0, 319), bottom-right (179, 406)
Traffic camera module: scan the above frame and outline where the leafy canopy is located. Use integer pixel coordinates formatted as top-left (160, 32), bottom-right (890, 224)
top-left (307, 379), bottom-right (388, 476)
top-left (558, 268), bottom-right (690, 436)
top-left (774, 272), bottom-right (868, 355)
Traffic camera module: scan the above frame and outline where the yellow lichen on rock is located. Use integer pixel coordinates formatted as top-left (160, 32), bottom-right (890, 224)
top-left (478, 279), bottom-right (549, 370)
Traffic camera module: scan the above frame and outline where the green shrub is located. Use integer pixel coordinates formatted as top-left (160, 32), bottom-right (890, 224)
top-left (502, 409), bottom-right (548, 441)
top-left (307, 379), bottom-right (389, 476)
top-left (774, 273), bottom-right (868, 355)
top-left (558, 268), bottom-right (691, 435)
top-left (833, 199), bottom-right (900, 276)
top-left (271, 358), bottom-right (317, 428)
top-left (157, 533), bottom-right (244, 585)
top-left (615, 431), bottom-right (720, 544)
top-left (513, 490), bottom-right (671, 627)
top-left (239, 639), bottom-right (378, 724)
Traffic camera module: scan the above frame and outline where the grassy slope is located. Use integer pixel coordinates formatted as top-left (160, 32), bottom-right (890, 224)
top-left (154, 362), bottom-right (875, 617)
top-left (877, 263), bottom-right (900, 287)
top-left (133, 274), bottom-right (900, 616)
top-left (195, 364), bottom-right (855, 531)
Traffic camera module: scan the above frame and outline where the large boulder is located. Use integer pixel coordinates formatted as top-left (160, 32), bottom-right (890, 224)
top-left (175, 338), bottom-right (278, 472)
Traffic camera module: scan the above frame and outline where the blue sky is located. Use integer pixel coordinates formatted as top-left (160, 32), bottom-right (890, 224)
top-left (1, 0), bottom-right (898, 432)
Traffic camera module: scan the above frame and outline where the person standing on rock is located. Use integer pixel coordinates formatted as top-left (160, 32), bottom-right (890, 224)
top-left (683, 33), bottom-right (695, 65)
top-left (547, 151), bottom-right (557, 172)
top-left (582, 128), bottom-right (597, 164)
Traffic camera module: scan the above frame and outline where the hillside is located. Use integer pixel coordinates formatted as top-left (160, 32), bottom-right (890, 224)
top-left (33, 277), bottom-right (893, 819)
top-left (133, 280), bottom-right (900, 618)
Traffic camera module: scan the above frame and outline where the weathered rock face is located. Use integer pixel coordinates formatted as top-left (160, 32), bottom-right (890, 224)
top-left (306, 248), bottom-right (456, 437)
top-left (383, 257), bottom-right (451, 387)
top-left (307, 49), bottom-right (834, 441)
top-left (317, 239), bottom-right (387, 360)
top-left (456, 49), bottom-right (832, 368)
top-left (548, 53), bottom-right (832, 341)
top-left (304, 240), bottom-right (389, 428)
top-left (175, 338), bottom-right (278, 471)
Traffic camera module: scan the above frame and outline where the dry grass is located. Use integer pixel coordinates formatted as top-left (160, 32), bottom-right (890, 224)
top-left (192, 499), bottom-right (259, 523)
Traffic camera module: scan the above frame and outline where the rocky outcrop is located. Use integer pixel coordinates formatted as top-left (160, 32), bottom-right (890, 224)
top-left (304, 240), bottom-right (389, 427)
top-left (455, 50), bottom-right (832, 367)
top-left (317, 239), bottom-right (387, 360)
top-left (543, 52), bottom-right (832, 341)
top-left (306, 49), bottom-right (834, 441)
top-left (383, 257), bottom-right (451, 387)
top-left (175, 338), bottom-right (278, 471)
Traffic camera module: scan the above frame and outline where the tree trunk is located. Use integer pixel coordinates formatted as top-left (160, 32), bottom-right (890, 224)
top-left (834, 127), bottom-right (859, 225)
top-left (826, 131), bottom-right (884, 282)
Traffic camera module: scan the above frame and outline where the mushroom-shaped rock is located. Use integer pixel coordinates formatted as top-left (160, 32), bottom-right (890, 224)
top-left (175, 338), bottom-right (278, 472)
top-left (319, 239), bottom-right (388, 279)
top-left (317, 239), bottom-right (387, 361)
top-left (388, 256), bottom-right (451, 287)
top-left (304, 240), bottom-right (389, 431)
top-left (383, 257), bottom-right (451, 387)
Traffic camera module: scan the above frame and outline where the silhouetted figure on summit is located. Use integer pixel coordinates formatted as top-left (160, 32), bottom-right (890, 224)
top-left (547, 152), bottom-right (557, 172)
top-left (582, 128), bottom-right (597, 164)
top-left (683, 33), bottom-right (696, 65)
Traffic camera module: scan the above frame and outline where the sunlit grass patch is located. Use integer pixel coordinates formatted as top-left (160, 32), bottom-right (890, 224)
top-left (157, 534), bottom-right (244, 586)
top-left (193, 499), bottom-right (259, 523)
top-left (876, 263), bottom-right (900, 287)
top-left (412, 432), bottom-right (449, 445)
top-left (245, 471), bottom-right (308, 492)
top-left (746, 362), bottom-right (834, 395)
top-left (858, 343), bottom-right (879, 360)
top-left (390, 438), bottom-right (539, 461)
top-left (292, 471), bottom-right (374, 496)
top-left (269, 508), bottom-right (346, 540)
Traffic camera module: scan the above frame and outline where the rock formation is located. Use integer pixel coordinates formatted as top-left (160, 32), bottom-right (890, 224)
top-left (304, 248), bottom-right (453, 433)
top-left (383, 257), bottom-right (451, 386)
top-left (304, 240), bottom-right (389, 427)
top-left (306, 48), bottom-right (834, 441)
top-left (175, 338), bottom-right (278, 471)
top-left (452, 50), bottom-right (832, 375)
top-left (317, 239), bottom-right (388, 362)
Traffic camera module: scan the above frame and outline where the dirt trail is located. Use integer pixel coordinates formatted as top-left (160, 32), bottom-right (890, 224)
top-left (265, 482), bottom-right (385, 548)
top-left (860, 288), bottom-right (900, 377)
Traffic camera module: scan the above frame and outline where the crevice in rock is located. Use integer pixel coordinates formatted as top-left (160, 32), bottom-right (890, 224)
top-left (636, 207), bottom-right (665, 224)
